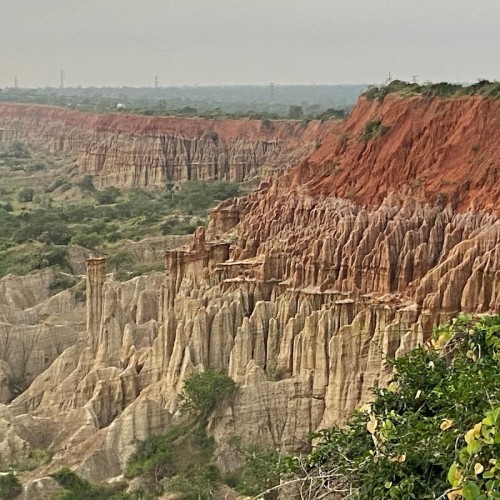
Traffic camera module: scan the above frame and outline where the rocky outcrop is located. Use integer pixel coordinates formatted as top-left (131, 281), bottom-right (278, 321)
top-left (0, 270), bottom-right (85, 403)
top-left (0, 103), bottom-right (338, 188)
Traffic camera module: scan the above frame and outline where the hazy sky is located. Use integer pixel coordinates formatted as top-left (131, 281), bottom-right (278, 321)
top-left (1, 0), bottom-right (499, 88)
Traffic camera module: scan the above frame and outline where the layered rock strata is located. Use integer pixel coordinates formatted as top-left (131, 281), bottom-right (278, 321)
top-left (0, 94), bottom-right (498, 484)
top-left (0, 103), bottom-right (338, 188)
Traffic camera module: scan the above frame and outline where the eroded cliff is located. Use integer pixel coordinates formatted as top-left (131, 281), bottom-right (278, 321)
top-left (0, 103), bottom-right (338, 188)
top-left (1, 94), bottom-right (499, 489)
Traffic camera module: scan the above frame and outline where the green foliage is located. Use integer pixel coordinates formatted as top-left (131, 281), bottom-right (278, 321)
top-left (288, 105), bottom-right (304, 119)
top-left (169, 181), bottom-right (242, 216)
top-left (179, 370), bottom-right (238, 419)
top-left (50, 468), bottom-right (134, 500)
top-left (17, 187), bottom-right (34, 202)
top-left (360, 119), bottom-right (389, 141)
top-left (0, 177), bottom-right (244, 277)
top-left (7, 374), bottom-right (27, 397)
top-left (0, 141), bottom-right (30, 160)
top-left (48, 272), bottom-right (79, 295)
top-left (70, 231), bottom-right (103, 249)
top-left (77, 175), bottom-right (96, 192)
top-left (160, 218), bottom-right (198, 235)
top-left (236, 445), bottom-right (284, 498)
top-left (0, 473), bottom-right (22, 499)
top-left (125, 372), bottom-right (239, 498)
top-left (10, 448), bottom-right (53, 471)
top-left (31, 245), bottom-right (72, 272)
top-left (125, 423), bottom-right (220, 498)
top-left (364, 79), bottom-right (500, 102)
top-left (95, 186), bottom-right (120, 205)
top-left (262, 314), bottom-right (500, 499)
top-left (446, 406), bottom-right (500, 499)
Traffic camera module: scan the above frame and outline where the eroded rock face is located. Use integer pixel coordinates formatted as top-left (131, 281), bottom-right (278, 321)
top-left (0, 270), bottom-right (85, 404)
top-left (0, 94), bottom-right (498, 485)
top-left (0, 103), bottom-right (338, 188)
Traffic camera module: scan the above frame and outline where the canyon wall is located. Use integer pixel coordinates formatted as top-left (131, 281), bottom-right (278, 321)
top-left (0, 103), bottom-right (338, 188)
top-left (1, 94), bottom-right (499, 486)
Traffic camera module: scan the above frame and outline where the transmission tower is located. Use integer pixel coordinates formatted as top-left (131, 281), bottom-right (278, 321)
top-left (14, 76), bottom-right (19, 89)
top-left (154, 75), bottom-right (159, 89)
top-left (411, 75), bottom-right (418, 84)
top-left (60, 70), bottom-right (65, 89)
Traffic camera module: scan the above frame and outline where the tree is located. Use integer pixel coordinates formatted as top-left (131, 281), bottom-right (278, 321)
top-left (77, 175), bottom-right (95, 192)
top-left (0, 473), bottom-right (22, 499)
top-left (17, 187), bottom-right (34, 202)
top-left (179, 370), bottom-right (238, 419)
top-left (288, 105), bottom-right (304, 120)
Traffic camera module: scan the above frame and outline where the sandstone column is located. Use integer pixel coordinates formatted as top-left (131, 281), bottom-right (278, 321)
top-left (86, 257), bottom-right (106, 354)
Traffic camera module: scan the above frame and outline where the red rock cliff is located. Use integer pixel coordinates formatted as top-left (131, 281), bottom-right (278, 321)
top-left (0, 103), bottom-right (338, 188)
top-left (290, 94), bottom-right (500, 213)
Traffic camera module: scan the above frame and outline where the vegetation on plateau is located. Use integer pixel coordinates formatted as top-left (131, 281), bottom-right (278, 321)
top-left (0, 141), bottom-right (242, 278)
top-left (364, 79), bottom-right (500, 102)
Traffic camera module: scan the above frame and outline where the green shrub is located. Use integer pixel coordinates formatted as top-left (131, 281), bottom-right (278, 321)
top-left (50, 468), bottom-right (132, 500)
top-left (24, 162), bottom-right (46, 174)
top-left (95, 187), bottom-right (120, 205)
top-left (70, 232), bottom-right (103, 249)
top-left (236, 445), bottom-right (283, 498)
top-left (17, 187), bottom-right (34, 203)
top-left (11, 448), bottom-right (53, 471)
top-left (8, 374), bottom-right (27, 397)
top-left (49, 273), bottom-right (79, 295)
top-left (77, 175), bottom-right (96, 192)
top-left (360, 119), bottom-right (389, 142)
top-left (125, 423), bottom-right (220, 498)
top-left (179, 370), bottom-right (238, 419)
top-left (364, 79), bottom-right (500, 101)
top-left (0, 473), bottom-right (22, 499)
top-left (160, 218), bottom-right (198, 235)
top-left (31, 245), bottom-right (72, 272)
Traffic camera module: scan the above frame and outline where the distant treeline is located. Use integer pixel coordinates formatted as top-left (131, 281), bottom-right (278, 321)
top-left (0, 84), bottom-right (366, 120)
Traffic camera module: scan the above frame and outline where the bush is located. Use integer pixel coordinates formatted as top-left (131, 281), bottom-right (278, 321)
top-left (179, 370), bottom-right (238, 419)
top-left (126, 423), bottom-right (220, 498)
top-left (39, 229), bottom-right (73, 246)
top-left (11, 448), bottom-right (53, 471)
top-left (17, 187), bottom-right (34, 203)
top-left (70, 232), bottom-right (103, 249)
top-left (24, 162), bottom-right (46, 174)
top-left (0, 473), bottom-right (22, 499)
top-left (95, 187), bottom-right (120, 205)
top-left (50, 468), bottom-right (133, 500)
top-left (360, 119), bottom-right (389, 142)
top-left (77, 175), bottom-right (95, 192)
top-left (49, 273), bottom-right (79, 295)
top-left (236, 445), bottom-right (283, 498)
top-left (31, 245), bottom-right (71, 272)
top-left (160, 218), bottom-right (198, 235)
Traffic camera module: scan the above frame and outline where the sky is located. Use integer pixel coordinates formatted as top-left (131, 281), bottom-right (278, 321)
top-left (1, 0), bottom-right (499, 88)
